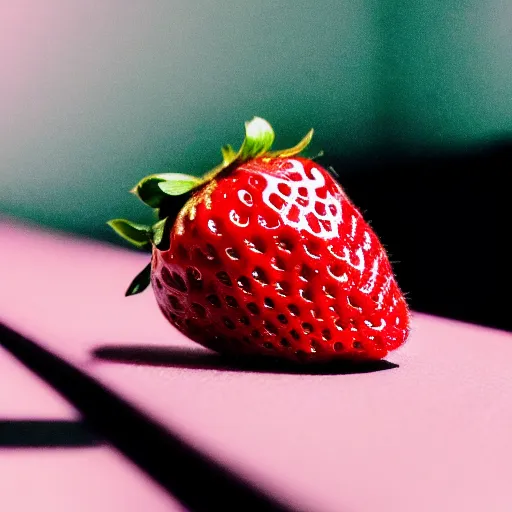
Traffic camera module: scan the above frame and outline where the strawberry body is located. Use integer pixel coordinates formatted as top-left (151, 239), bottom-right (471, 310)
top-left (151, 157), bottom-right (409, 362)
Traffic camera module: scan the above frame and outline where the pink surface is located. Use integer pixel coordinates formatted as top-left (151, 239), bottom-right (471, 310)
top-left (1, 218), bottom-right (511, 511)
top-left (0, 346), bottom-right (183, 511)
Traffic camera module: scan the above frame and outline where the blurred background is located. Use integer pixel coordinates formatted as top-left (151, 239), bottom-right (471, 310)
top-left (1, 0), bottom-right (509, 331)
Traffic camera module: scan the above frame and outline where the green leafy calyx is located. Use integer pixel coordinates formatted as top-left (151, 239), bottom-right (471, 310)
top-left (108, 117), bottom-right (316, 295)
top-left (129, 117), bottom-right (314, 210)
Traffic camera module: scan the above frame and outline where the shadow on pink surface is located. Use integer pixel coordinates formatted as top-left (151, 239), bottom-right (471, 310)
top-left (0, 420), bottom-right (101, 448)
top-left (0, 321), bottom-right (300, 512)
top-left (93, 344), bottom-right (398, 374)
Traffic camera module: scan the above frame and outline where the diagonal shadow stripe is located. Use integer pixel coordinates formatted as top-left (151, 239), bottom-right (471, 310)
top-left (0, 322), bottom-right (297, 512)
top-left (0, 419), bottom-right (102, 448)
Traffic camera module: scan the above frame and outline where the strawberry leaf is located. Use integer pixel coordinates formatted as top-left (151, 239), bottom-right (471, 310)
top-left (266, 128), bottom-right (314, 158)
top-left (132, 174), bottom-right (171, 208)
top-left (151, 217), bottom-right (168, 248)
top-left (107, 219), bottom-right (151, 249)
top-left (157, 174), bottom-right (202, 196)
top-left (238, 117), bottom-right (275, 160)
top-left (125, 263), bottom-right (151, 296)
top-left (133, 173), bottom-right (201, 207)
top-left (221, 144), bottom-right (237, 165)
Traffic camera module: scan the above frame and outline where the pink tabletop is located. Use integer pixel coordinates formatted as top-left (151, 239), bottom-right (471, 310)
top-left (1, 218), bottom-right (511, 512)
top-left (0, 346), bottom-right (183, 511)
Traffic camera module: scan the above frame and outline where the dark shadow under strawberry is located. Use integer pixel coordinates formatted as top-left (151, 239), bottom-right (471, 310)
top-left (93, 344), bottom-right (399, 375)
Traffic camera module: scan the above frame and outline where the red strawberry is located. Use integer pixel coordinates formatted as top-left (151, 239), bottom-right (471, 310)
top-left (109, 118), bottom-right (410, 363)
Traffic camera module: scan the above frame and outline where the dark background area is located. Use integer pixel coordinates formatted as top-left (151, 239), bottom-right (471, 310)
top-left (332, 142), bottom-right (510, 332)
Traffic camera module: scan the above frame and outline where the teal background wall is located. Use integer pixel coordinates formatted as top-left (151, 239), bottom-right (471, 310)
top-left (0, 0), bottom-right (380, 237)
top-left (381, 0), bottom-right (512, 149)
top-left (1, 0), bottom-right (511, 238)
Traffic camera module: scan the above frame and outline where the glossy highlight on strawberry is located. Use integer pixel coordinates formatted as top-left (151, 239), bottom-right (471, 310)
top-left (109, 118), bottom-right (410, 363)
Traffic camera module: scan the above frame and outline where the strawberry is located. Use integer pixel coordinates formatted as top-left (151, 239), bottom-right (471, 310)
top-left (109, 118), bottom-right (410, 363)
